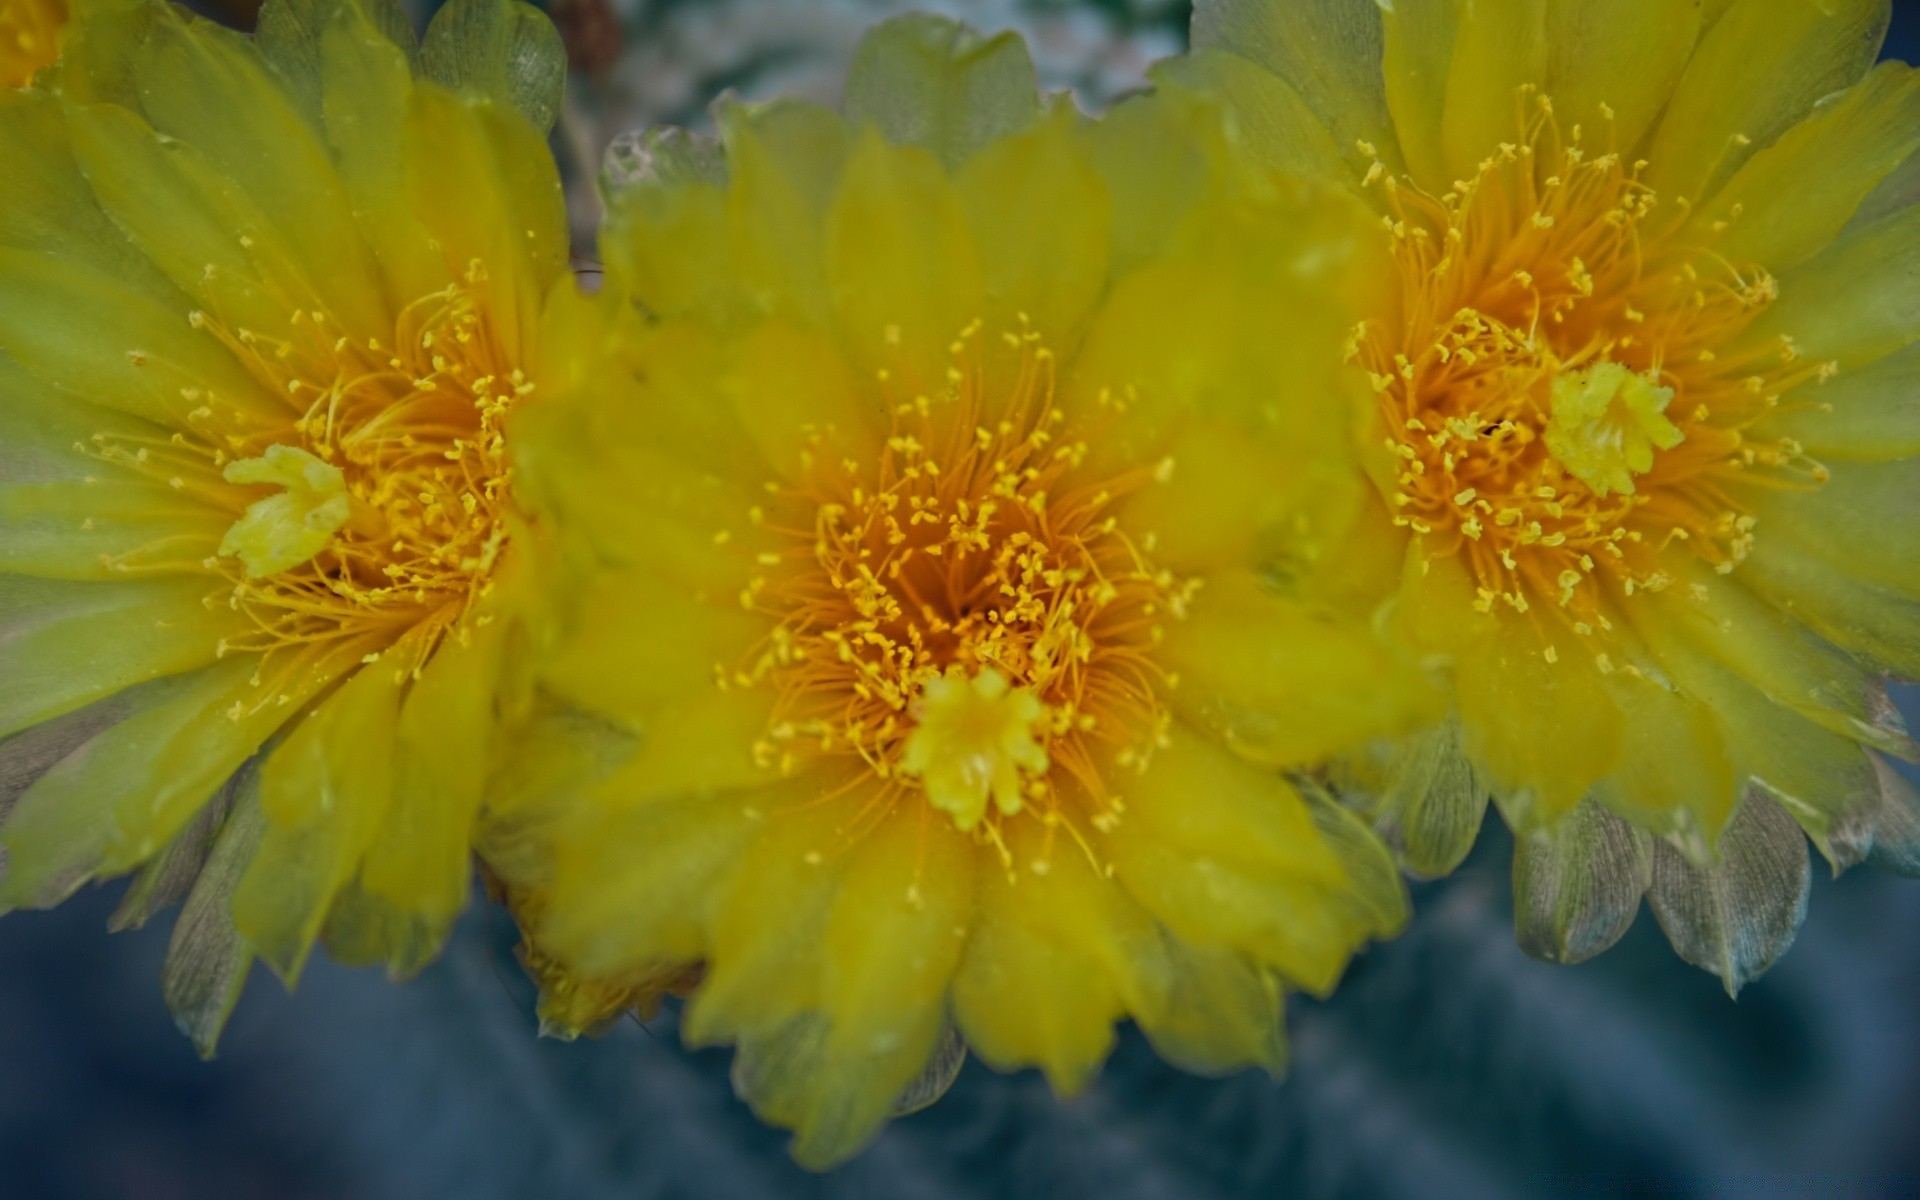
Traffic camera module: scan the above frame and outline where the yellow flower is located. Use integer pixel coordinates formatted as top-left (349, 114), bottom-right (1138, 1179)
top-left (1180, 0), bottom-right (1920, 984)
top-left (0, 0), bottom-right (574, 1051)
top-left (492, 15), bottom-right (1434, 1167)
top-left (0, 0), bottom-right (64, 88)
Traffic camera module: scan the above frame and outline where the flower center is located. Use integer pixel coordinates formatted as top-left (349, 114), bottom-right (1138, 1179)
top-left (1359, 92), bottom-right (1828, 624)
top-left (88, 262), bottom-right (524, 692)
top-left (737, 325), bottom-right (1189, 852)
top-left (1543, 362), bottom-right (1685, 498)
top-left (0, 0), bottom-right (64, 88)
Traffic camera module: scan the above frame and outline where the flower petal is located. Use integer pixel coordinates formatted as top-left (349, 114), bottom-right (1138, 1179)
top-left (842, 13), bottom-right (1039, 170)
top-left (1646, 789), bottom-right (1811, 996)
top-left (1646, 0), bottom-right (1888, 203)
top-left (1512, 796), bottom-right (1652, 964)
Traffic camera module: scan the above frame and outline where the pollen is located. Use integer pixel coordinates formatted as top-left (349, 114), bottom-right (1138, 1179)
top-left (736, 324), bottom-right (1186, 858)
top-left (92, 269), bottom-right (525, 694)
top-left (1364, 89), bottom-right (1829, 625)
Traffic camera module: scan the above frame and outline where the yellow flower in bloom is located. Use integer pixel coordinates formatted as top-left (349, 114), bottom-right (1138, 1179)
top-left (491, 15), bottom-right (1435, 1166)
top-left (0, 0), bottom-right (573, 1051)
top-left (1180, 0), bottom-right (1920, 984)
top-left (0, 0), bottom-right (63, 88)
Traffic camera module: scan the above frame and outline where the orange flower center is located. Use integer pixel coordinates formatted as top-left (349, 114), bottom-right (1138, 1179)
top-left (1360, 92), bottom-right (1830, 627)
top-left (86, 263), bottom-right (524, 702)
top-left (735, 324), bottom-right (1190, 855)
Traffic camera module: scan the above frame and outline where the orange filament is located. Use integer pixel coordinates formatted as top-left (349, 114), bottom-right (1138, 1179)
top-left (1359, 90), bottom-right (1831, 628)
top-left (87, 261), bottom-right (526, 709)
top-left (729, 322), bottom-right (1191, 863)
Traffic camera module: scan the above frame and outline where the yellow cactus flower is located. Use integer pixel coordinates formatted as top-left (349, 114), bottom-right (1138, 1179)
top-left (491, 14), bottom-right (1435, 1167)
top-left (0, 0), bottom-right (574, 1052)
top-left (1180, 0), bottom-right (1920, 985)
top-left (0, 0), bottom-right (64, 88)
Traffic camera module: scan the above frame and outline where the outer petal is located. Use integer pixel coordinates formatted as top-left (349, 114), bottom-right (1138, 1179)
top-left (1162, 569), bottom-right (1438, 768)
top-left (841, 13), bottom-right (1040, 170)
top-left (418, 0), bottom-right (564, 134)
top-left (951, 820), bottom-right (1166, 1094)
top-left (1190, 0), bottom-right (1397, 175)
top-left (1742, 202), bottom-right (1920, 368)
top-left (1544, 0), bottom-right (1703, 153)
top-left (0, 574), bottom-right (238, 739)
top-left (1762, 340), bottom-right (1920, 461)
top-left (1646, 0), bottom-right (1889, 203)
top-left (825, 131), bottom-right (985, 391)
top-left (1699, 61), bottom-right (1920, 271)
top-left (955, 109), bottom-right (1111, 350)
top-left (704, 802), bottom-right (975, 1169)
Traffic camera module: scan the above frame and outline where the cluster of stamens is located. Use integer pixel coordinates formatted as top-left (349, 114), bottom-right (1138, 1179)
top-left (85, 260), bottom-right (525, 711)
top-left (1357, 90), bottom-right (1833, 640)
top-left (722, 321), bottom-right (1192, 866)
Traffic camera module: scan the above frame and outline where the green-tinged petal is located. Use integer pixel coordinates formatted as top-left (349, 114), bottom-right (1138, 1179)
top-left (232, 640), bottom-right (406, 982)
top-left (1163, 570), bottom-right (1437, 768)
top-left (1544, 0), bottom-right (1703, 152)
top-left (162, 769), bottom-right (266, 1058)
top-left (0, 243), bottom-right (274, 429)
top-left (1107, 727), bottom-right (1392, 997)
top-left (1512, 796), bottom-right (1652, 964)
top-left (538, 789), bottom-right (763, 978)
top-left (792, 807), bottom-right (972, 1168)
top-left (0, 691), bottom-right (139, 886)
top-left (1737, 536), bottom-right (1920, 681)
top-left (0, 475), bottom-right (230, 582)
top-left (1376, 0), bottom-right (1457, 188)
top-left (419, 0), bottom-right (564, 134)
top-left (541, 568), bottom-right (770, 723)
top-left (127, 7), bottom-right (388, 333)
top-left (0, 573), bottom-right (238, 739)
top-left (687, 798), bottom-right (849, 1042)
top-left (1150, 50), bottom-right (1350, 182)
top-left (314, 0), bottom-right (448, 306)
top-left (1742, 459), bottom-right (1920, 596)
top-left (952, 821), bottom-right (1164, 1094)
top-left (842, 13), bottom-right (1039, 170)
top-left (1438, 0), bottom-right (1548, 185)
top-left (715, 99), bottom-right (849, 326)
top-left (1449, 602), bottom-right (1623, 828)
top-left (1647, 0), bottom-right (1889, 204)
top-left (1636, 558), bottom-right (1913, 760)
top-left (354, 616), bottom-right (507, 950)
top-left (2, 650), bottom-right (331, 908)
top-left (1646, 789), bottom-right (1811, 996)
top-left (256, 0), bottom-right (417, 127)
top-left (1699, 61), bottom-right (1920, 271)
top-left (1762, 341), bottom-right (1920, 461)
top-left (1133, 939), bottom-right (1285, 1077)
top-left (955, 110), bottom-right (1111, 348)
top-left (825, 131), bottom-right (985, 390)
top-left (0, 88), bottom-right (175, 295)
top-left (1190, 0), bottom-right (1396, 175)
top-left (1592, 671), bottom-right (1739, 854)
top-left (62, 102), bottom-right (294, 344)
top-left (404, 83), bottom-right (567, 358)
top-left (1335, 716), bottom-right (1486, 879)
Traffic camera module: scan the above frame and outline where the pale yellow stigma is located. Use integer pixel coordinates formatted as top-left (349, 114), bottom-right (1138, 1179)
top-left (1543, 363), bottom-right (1685, 499)
top-left (899, 667), bottom-right (1050, 834)
top-left (218, 444), bottom-right (353, 578)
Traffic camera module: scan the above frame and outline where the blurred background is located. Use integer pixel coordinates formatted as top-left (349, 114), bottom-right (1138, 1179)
top-left (7, 3), bottom-right (1920, 1197)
